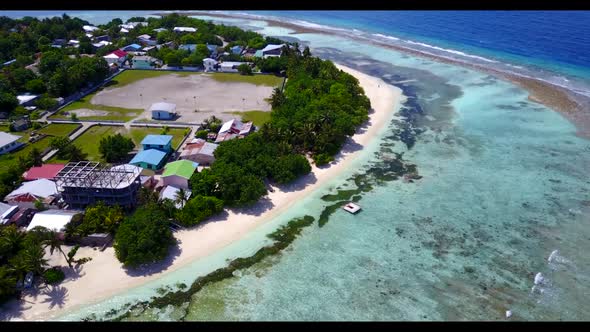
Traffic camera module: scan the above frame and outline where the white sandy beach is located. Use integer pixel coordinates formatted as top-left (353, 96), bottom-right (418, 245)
top-left (2, 64), bottom-right (403, 321)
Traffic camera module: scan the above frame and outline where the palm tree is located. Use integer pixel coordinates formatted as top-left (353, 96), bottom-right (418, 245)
top-left (43, 231), bottom-right (72, 268)
top-left (21, 242), bottom-right (48, 276)
top-left (28, 147), bottom-right (43, 167)
top-left (174, 188), bottom-right (189, 209)
top-left (0, 225), bottom-right (24, 257)
top-left (67, 145), bottom-right (87, 162)
top-left (0, 266), bottom-right (17, 296)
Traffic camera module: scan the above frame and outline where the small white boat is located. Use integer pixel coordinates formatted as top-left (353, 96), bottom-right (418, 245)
top-left (342, 202), bottom-right (361, 214)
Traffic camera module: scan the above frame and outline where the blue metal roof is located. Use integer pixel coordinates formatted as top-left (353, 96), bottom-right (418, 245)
top-left (129, 149), bottom-right (167, 166)
top-left (141, 134), bottom-right (173, 146)
top-left (123, 43), bottom-right (142, 50)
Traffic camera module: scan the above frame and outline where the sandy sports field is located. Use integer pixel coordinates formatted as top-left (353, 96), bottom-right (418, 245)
top-left (90, 73), bottom-right (278, 123)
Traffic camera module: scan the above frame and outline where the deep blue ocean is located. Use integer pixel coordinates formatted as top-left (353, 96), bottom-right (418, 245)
top-left (248, 11), bottom-right (590, 81)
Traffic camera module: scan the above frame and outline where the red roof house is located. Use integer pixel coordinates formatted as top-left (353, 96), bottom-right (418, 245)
top-left (22, 164), bottom-right (66, 181)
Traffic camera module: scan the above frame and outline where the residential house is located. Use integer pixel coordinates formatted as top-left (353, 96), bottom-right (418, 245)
top-left (173, 27), bottom-right (197, 33)
top-left (137, 34), bottom-right (157, 46)
top-left (94, 35), bottom-right (111, 42)
top-left (68, 39), bottom-right (80, 47)
top-left (83, 25), bottom-right (99, 33)
top-left (230, 45), bottom-right (243, 55)
top-left (219, 61), bottom-right (249, 73)
top-left (0, 132), bottom-right (25, 155)
top-left (3, 207), bottom-right (34, 228)
top-left (0, 202), bottom-right (19, 226)
top-left (179, 138), bottom-right (218, 165)
top-left (258, 44), bottom-right (285, 58)
top-left (161, 160), bottom-right (198, 189)
top-left (140, 134), bottom-right (173, 153)
top-left (156, 41), bottom-right (175, 50)
top-left (153, 28), bottom-right (167, 33)
top-left (215, 119), bottom-right (254, 143)
top-left (11, 118), bottom-right (30, 132)
top-left (129, 148), bottom-right (168, 171)
top-left (179, 44), bottom-right (197, 53)
top-left (159, 185), bottom-right (192, 209)
top-left (92, 40), bottom-right (112, 50)
top-left (120, 44), bottom-right (143, 52)
top-left (23, 164), bottom-right (66, 181)
top-left (103, 50), bottom-right (128, 65)
top-left (4, 179), bottom-right (59, 208)
top-left (203, 58), bottom-right (218, 72)
top-left (140, 175), bottom-right (156, 189)
top-left (132, 55), bottom-right (162, 69)
top-left (51, 39), bottom-right (67, 48)
top-left (119, 22), bottom-right (145, 30)
top-left (26, 210), bottom-right (81, 238)
top-left (150, 102), bottom-right (177, 120)
top-left (206, 44), bottom-right (218, 58)
top-left (129, 134), bottom-right (174, 171)
top-left (17, 94), bottom-right (39, 107)
top-left (243, 48), bottom-right (258, 58)
top-left (120, 28), bottom-right (130, 34)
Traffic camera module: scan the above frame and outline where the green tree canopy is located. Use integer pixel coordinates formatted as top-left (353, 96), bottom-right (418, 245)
top-left (99, 133), bottom-right (135, 163)
top-left (175, 195), bottom-right (223, 227)
top-left (113, 204), bottom-right (175, 268)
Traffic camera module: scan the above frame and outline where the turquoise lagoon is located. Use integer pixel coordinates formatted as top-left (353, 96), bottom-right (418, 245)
top-left (59, 18), bottom-right (590, 321)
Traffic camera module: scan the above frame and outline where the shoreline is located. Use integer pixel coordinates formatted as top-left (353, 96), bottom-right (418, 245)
top-left (175, 11), bottom-right (590, 140)
top-left (1, 64), bottom-right (403, 321)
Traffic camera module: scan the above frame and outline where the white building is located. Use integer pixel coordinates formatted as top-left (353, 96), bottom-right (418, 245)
top-left (0, 132), bottom-right (24, 155)
top-left (173, 27), bottom-right (197, 33)
top-left (219, 61), bottom-right (248, 73)
top-left (203, 58), bottom-right (218, 72)
top-left (16, 94), bottom-right (39, 106)
top-left (4, 179), bottom-right (59, 207)
top-left (215, 119), bottom-right (254, 143)
top-left (83, 25), bottom-right (99, 33)
top-left (26, 210), bottom-right (80, 234)
top-left (150, 102), bottom-right (177, 120)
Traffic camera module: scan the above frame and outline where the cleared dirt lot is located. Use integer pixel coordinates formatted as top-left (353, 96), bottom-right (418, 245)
top-left (90, 73), bottom-right (277, 123)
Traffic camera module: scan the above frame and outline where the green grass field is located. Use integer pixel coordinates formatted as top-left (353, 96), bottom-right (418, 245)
top-left (53, 125), bottom-right (189, 162)
top-left (0, 124), bottom-right (79, 171)
top-left (37, 123), bottom-right (81, 137)
top-left (209, 73), bottom-right (283, 87)
top-left (0, 137), bottom-right (53, 172)
top-left (50, 94), bottom-right (144, 122)
top-left (109, 70), bottom-right (193, 87)
top-left (231, 110), bottom-right (272, 127)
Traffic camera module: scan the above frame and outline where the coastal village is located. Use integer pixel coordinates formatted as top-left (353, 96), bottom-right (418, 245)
top-left (0, 12), bottom-right (376, 313)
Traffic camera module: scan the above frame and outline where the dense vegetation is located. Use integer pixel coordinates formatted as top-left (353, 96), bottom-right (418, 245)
top-left (190, 47), bottom-right (370, 207)
top-left (113, 204), bottom-right (176, 268)
top-left (0, 225), bottom-right (80, 302)
top-left (65, 202), bottom-right (125, 237)
top-left (175, 195), bottom-right (224, 227)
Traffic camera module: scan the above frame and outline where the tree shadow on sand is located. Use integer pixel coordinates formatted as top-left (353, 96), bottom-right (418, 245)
top-left (227, 197), bottom-right (275, 217)
top-left (40, 285), bottom-right (69, 310)
top-left (0, 297), bottom-right (32, 321)
top-left (123, 242), bottom-right (182, 278)
top-left (275, 172), bottom-right (318, 193)
top-left (63, 263), bottom-right (86, 282)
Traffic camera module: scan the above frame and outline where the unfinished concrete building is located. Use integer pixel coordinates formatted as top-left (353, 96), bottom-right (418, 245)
top-left (54, 161), bottom-right (142, 209)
